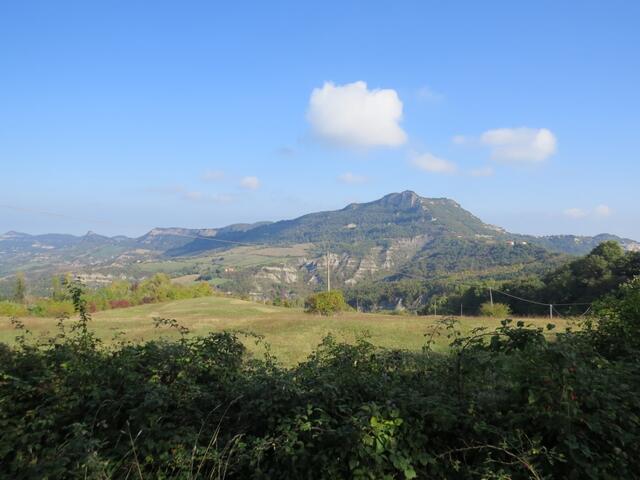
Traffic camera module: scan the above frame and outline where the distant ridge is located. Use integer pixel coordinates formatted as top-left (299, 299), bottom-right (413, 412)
top-left (1, 191), bottom-right (638, 259)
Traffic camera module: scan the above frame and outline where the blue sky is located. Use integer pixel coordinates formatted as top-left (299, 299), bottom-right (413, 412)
top-left (1, 1), bottom-right (639, 239)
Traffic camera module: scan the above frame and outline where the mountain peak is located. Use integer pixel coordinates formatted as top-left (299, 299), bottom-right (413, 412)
top-left (376, 190), bottom-right (421, 209)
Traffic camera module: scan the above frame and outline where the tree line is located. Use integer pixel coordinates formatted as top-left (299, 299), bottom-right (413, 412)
top-left (0, 272), bottom-right (213, 317)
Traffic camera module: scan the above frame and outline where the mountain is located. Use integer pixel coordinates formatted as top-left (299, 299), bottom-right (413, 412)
top-left (1, 191), bottom-right (638, 299)
top-left (167, 190), bottom-right (639, 257)
top-left (167, 191), bottom-right (508, 256)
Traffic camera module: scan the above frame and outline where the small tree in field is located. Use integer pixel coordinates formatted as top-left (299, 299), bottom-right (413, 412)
top-left (13, 272), bottom-right (27, 304)
top-left (480, 301), bottom-right (511, 318)
top-left (305, 291), bottom-right (349, 315)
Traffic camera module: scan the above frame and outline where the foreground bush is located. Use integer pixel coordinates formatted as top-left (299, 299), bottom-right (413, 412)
top-left (1, 282), bottom-right (639, 478)
top-left (305, 290), bottom-right (349, 315)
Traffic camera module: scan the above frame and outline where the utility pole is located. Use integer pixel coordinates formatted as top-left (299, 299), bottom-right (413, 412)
top-left (549, 304), bottom-right (553, 320)
top-left (326, 247), bottom-right (331, 292)
top-left (460, 304), bottom-right (463, 317)
top-left (489, 287), bottom-right (494, 307)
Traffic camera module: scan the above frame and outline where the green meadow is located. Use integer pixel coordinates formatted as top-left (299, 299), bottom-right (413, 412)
top-left (0, 295), bottom-right (570, 365)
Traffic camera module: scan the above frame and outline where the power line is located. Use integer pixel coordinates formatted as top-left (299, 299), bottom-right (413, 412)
top-left (491, 288), bottom-right (592, 307)
top-left (490, 288), bottom-right (552, 306)
top-left (383, 271), bottom-right (595, 319)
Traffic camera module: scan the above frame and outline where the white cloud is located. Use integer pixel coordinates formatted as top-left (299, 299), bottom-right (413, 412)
top-left (470, 166), bottom-right (494, 177)
top-left (481, 127), bottom-right (557, 163)
top-left (594, 204), bottom-right (612, 217)
top-left (411, 153), bottom-right (457, 174)
top-left (149, 185), bottom-right (233, 204)
top-left (416, 85), bottom-right (444, 102)
top-left (338, 172), bottom-right (368, 184)
top-left (202, 170), bottom-right (225, 181)
top-left (563, 205), bottom-right (613, 219)
top-left (564, 208), bottom-right (588, 219)
top-left (240, 176), bottom-right (260, 190)
top-left (307, 81), bottom-right (407, 148)
top-left (451, 135), bottom-right (469, 145)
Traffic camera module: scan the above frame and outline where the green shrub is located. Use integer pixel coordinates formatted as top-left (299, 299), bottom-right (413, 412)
top-left (479, 301), bottom-right (511, 317)
top-left (304, 290), bottom-right (349, 315)
top-left (589, 276), bottom-right (640, 357)
top-left (36, 300), bottom-right (75, 317)
top-left (0, 301), bottom-right (28, 317)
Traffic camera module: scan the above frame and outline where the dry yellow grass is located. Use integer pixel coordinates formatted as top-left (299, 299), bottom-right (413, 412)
top-left (0, 295), bottom-right (574, 365)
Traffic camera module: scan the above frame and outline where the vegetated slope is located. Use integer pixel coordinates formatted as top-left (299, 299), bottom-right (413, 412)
top-left (396, 236), bottom-right (554, 278)
top-left (136, 222), bottom-right (270, 251)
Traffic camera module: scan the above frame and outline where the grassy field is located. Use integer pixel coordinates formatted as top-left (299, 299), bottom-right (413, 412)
top-left (0, 295), bottom-right (573, 365)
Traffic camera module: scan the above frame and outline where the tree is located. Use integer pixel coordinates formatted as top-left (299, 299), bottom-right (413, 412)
top-left (480, 301), bottom-right (511, 318)
top-left (51, 276), bottom-right (65, 301)
top-left (12, 272), bottom-right (26, 304)
top-left (305, 290), bottom-right (349, 315)
top-left (590, 240), bottom-right (625, 263)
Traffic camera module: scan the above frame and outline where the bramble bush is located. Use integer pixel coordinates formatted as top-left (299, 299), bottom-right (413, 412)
top-left (1, 280), bottom-right (640, 478)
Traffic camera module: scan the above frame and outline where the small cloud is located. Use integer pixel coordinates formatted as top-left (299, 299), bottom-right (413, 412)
top-left (202, 170), bottom-right (225, 181)
top-left (452, 135), bottom-right (469, 145)
top-left (481, 127), bottom-right (557, 163)
top-left (183, 191), bottom-right (205, 201)
top-left (564, 205), bottom-right (613, 219)
top-left (275, 146), bottom-right (295, 157)
top-left (416, 85), bottom-right (444, 102)
top-left (594, 204), bottom-right (612, 217)
top-left (338, 172), bottom-right (368, 184)
top-left (307, 81), bottom-right (407, 148)
top-left (185, 191), bottom-right (233, 203)
top-left (564, 208), bottom-right (588, 219)
top-left (240, 176), bottom-right (260, 190)
top-left (411, 153), bottom-right (457, 174)
top-left (470, 166), bottom-right (494, 177)
top-left (148, 185), bottom-right (233, 204)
